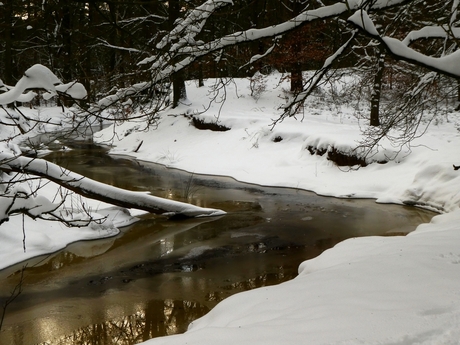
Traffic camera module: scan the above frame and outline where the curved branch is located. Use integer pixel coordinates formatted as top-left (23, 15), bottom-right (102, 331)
top-left (348, 10), bottom-right (460, 79)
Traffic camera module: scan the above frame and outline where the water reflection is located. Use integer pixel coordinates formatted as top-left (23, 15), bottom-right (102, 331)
top-left (33, 269), bottom-right (296, 345)
top-left (38, 300), bottom-right (209, 345)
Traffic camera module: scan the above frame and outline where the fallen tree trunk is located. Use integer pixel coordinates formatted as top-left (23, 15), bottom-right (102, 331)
top-left (0, 154), bottom-right (225, 218)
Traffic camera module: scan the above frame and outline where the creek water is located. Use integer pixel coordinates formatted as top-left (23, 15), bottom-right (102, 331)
top-left (0, 141), bottom-right (434, 345)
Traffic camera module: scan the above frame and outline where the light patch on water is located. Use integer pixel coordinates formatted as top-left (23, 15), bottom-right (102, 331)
top-left (183, 246), bottom-right (212, 259)
top-left (231, 232), bottom-right (263, 238)
top-left (302, 216), bottom-right (313, 221)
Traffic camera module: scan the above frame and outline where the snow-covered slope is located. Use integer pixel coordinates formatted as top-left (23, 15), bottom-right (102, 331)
top-left (93, 75), bottom-right (460, 345)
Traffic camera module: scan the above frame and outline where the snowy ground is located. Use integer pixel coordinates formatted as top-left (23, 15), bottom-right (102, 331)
top-left (0, 105), bottom-right (139, 270)
top-left (3, 73), bottom-right (460, 344)
top-left (94, 75), bottom-right (460, 345)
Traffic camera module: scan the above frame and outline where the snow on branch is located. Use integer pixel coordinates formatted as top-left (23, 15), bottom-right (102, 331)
top-left (0, 64), bottom-right (87, 105)
top-left (0, 188), bottom-right (61, 226)
top-left (0, 154), bottom-right (225, 218)
top-left (155, 0), bottom-right (233, 52)
top-left (402, 26), bottom-right (460, 46)
top-left (96, 0), bottom-right (408, 111)
top-left (240, 42), bottom-right (278, 70)
top-left (348, 10), bottom-right (460, 79)
top-left (177, 0), bottom-right (407, 54)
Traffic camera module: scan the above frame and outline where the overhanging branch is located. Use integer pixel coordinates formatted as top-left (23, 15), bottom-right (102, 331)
top-left (0, 154), bottom-right (225, 218)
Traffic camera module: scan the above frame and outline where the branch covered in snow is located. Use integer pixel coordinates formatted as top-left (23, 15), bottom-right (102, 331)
top-left (402, 26), bottom-right (460, 46)
top-left (154, 0), bottom-right (234, 52)
top-left (0, 154), bottom-right (225, 218)
top-left (348, 10), bottom-right (460, 79)
top-left (0, 64), bottom-right (87, 105)
top-left (93, 0), bottom-right (410, 112)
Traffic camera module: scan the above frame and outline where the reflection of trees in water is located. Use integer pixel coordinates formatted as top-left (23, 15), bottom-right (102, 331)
top-left (40, 299), bottom-right (209, 345)
top-left (206, 271), bottom-right (297, 304)
top-left (37, 270), bottom-right (298, 345)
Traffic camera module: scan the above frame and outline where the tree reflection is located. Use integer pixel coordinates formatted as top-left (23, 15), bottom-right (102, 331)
top-left (40, 299), bottom-right (209, 345)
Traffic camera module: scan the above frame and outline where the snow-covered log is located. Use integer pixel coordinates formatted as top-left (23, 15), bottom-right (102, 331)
top-left (0, 154), bottom-right (225, 218)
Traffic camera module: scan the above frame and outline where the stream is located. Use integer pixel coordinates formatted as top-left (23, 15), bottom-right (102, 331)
top-left (0, 141), bottom-right (435, 345)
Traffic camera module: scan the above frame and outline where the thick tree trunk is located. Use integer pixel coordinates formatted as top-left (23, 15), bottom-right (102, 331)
top-left (1, 155), bottom-right (224, 218)
top-left (290, 66), bottom-right (303, 93)
top-left (169, 0), bottom-right (187, 108)
top-left (172, 73), bottom-right (187, 108)
top-left (198, 62), bottom-right (204, 87)
top-left (290, 0), bottom-right (303, 93)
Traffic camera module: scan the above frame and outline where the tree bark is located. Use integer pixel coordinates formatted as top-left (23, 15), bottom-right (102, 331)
top-left (289, 0), bottom-right (304, 93)
top-left (169, 0), bottom-right (187, 108)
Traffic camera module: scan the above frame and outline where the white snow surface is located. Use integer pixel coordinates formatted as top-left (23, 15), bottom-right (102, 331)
top-left (0, 206), bottom-right (133, 270)
top-left (91, 74), bottom-right (460, 345)
top-left (0, 65), bottom-right (87, 105)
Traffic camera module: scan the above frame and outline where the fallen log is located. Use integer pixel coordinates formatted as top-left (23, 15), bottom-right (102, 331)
top-left (0, 154), bottom-right (226, 218)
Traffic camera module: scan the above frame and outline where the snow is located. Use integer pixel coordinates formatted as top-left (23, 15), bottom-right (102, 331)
top-left (0, 207), bottom-right (129, 270)
top-left (0, 64), bottom-right (224, 270)
top-left (348, 10), bottom-right (379, 36)
top-left (348, 10), bottom-right (460, 79)
top-left (2, 63), bottom-right (460, 343)
top-left (0, 64), bottom-right (87, 105)
top-left (90, 74), bottom-right (460, 345)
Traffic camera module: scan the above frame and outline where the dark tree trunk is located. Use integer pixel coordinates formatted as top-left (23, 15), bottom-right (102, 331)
top-left (198, 62), bottom-right (204, 87)
top-left (4, 0), bottom-right (15, 108)
top-left (290, 65), bottom-right (303, 93)
top-left (370, 45), bottom-right (385, 127)
top-left (290, 0), bottom-right (303, 93)
top-left (172, 72), bottom-right (187, 108)
top-left (59, 1), bottom-right (73, 107)
top-left (169, 0), bottom-right (187, 108)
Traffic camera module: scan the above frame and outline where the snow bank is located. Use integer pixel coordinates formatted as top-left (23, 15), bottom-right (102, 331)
top-left (95, 75), bottom-right (460, 211)
top-left (93, 74), bottom-right (460, 345)
top-left (0, 205), bottom-right (136, 270)
top-left (2, 69), bottom-right (460, 344)
top-left (144, 209), bottom-right (460, 345)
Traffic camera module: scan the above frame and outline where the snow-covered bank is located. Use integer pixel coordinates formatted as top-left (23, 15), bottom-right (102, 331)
top-left (96, 76), bottom-right (460, 212)
top-left (0, 106), bottom-right (223, 271)
top-left (0, 205), bottom-right (135, 270)
top-left (145, 209), bottom-right (460, 345)
top-left (92, 76), bottom-right (460, 344)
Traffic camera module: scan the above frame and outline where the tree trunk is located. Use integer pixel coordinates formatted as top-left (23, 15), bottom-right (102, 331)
top-left (3, 0), bottom-right (15, 109)
top-left (198, 62), bottom-right (204, 87)
top-left (172, 73), bottom-right (187, 108)
top-left (370, 45), bottom-right (385, 127)
top-left (457, 79), bottom-right (460, 110)
top-left (290, 0), bottom-right (303, 93)
top-left (169, 0), bottom-right (187, 108)
top-left (290, 65), bottom-right (303, 93)
top-left (1, 155), bottom-right (225, 218)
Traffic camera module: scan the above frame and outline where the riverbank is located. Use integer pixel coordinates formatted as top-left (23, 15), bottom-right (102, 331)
top-left (92, 75), bottom-right (460, 345)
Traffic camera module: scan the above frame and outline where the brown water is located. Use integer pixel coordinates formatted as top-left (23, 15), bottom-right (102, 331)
top-left (0, 142), bottom-right (435, 345)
